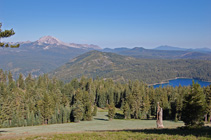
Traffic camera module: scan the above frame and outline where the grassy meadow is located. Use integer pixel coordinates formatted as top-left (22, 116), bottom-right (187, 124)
top-left (22, 129), bottom-right (211, 140)
top-left (0, 109), bottom-right (210, 140)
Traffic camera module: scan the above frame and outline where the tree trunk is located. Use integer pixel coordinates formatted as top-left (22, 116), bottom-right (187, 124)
top-left (9, 120), bottom-right (11, 126)
top-left (175, 112), bottom-right (178, 122)
top-left (205, 114), bottom-right (207, 123)
top-left (209, 112), bottom-right (211, 123)
top-left (44, 119), bottom-right (48, 125)
top-left (156, 102), bottom-right (164, 128)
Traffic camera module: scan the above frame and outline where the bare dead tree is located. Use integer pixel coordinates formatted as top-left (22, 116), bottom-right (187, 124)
top-left (156, 102), bottom-right (164, 128)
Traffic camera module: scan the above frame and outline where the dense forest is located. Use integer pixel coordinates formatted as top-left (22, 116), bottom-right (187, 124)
top-left (51, 51), bottom-right (211, 84)
top-left (0, 69), bottom-right (211, 128)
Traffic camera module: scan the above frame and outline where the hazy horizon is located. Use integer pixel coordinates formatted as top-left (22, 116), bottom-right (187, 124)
top-left (3, 35), bottom-right (211, 50)
top-left (1, 0), bottom-right (210, 49)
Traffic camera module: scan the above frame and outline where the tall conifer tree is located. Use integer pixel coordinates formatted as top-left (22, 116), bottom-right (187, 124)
top-left (0, 23), bottom-right (19, 48)
top-left (182, 81), bottom-right (206, 128)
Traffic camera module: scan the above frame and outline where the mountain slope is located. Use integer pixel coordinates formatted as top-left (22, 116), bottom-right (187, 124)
top-left (1, 36), bottom-right (211, 80)
top-left (50, 51), bottom-right (211, 84)
top-left (0, 36), bottom-right (100, 79)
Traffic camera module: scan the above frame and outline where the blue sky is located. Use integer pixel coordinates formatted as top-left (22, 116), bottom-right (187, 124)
top-left (1, 0), bottom-right (210, 49)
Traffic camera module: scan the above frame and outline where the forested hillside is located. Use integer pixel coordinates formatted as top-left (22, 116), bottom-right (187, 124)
top-left (1, 39), bottom-right (211, 80)
top-left (0, 47), bottom-right (87, 79)
top-left (51, 51), bottom-right (211, 84)
top-left (0, 70), bottom-right (210, 128)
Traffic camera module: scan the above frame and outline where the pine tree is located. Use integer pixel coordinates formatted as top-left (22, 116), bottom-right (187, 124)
top-left (62, 106), bottom-right (68, 123)
top-left (83, 102), bottom-right (92, 121)
top-left (2, 120), bottom-right (10, 128)
top-left (175, 85), bottom-right (185, 121)
top-left (50, 114), bottom-right (57, 124)
top-left (26, 111), bottom-right (35, 126)
top-left (11, 112), bottom-right (18, 127)
top-left (123, 102), bottom-right (130, 119)
top-left (79, 76), bottom-right (86, 90)
top-left (17, 73), bottom-right (25, 90)
top-left (62, 83), bottom-right (75, 105)
top-left (0, 69), bottom-right (7, 83)
top-left (61, 93), bottom-right (69, 107)
top-left (82, 91), bottom-right (92, 121)
top-left (109, 90), bottom-right (114, 105)
top-left (181, 81), bottom-right (206, 128)
top-left (204, 85), bottom-right (211, 123)
top-left (132, 81), bottom-right (142, 119)
top-left (25, 73), bottom-right (35, 89)
top-left (40, 93), bottom-right (52, 124)
top-left (67, 107), bottom-right (71, 122)
top-left (8, 71), bottom-right (15, 90)
top-left (18, 116), bottom-right (25, 127)
top-left (35, 113), bottom-right (41, 125)
top-left (142, 93), bottom-right (150, 119)
top-left (0, 23), bottom-right (19, 48)
top-left (71, 78), bottom-right (80, 89)
top-left (108, 103), bottom-right (116, 121)
top-left (26, 110), bottom-right (32, 126)
top-left (55, 107), bottom-right (61, 123)
top-left (97, 89), bottom-right (107, 108)
top-left (72, 101), bottom-right (84, 122)
top-left (74, 89), bottom-right (83, 103)
top-left (149, 86), bottom-right (156, 117)
top-left (92, 105), bottom-right (98, 116)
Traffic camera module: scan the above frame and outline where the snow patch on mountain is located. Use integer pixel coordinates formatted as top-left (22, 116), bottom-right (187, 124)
top-left (36, 36), bottom-right (101, 49)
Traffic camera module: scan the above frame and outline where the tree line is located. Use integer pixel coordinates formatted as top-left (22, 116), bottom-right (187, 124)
top-left (0, 69), bottom-right (210, 128)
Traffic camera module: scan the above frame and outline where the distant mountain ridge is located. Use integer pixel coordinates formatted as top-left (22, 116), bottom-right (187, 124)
top-left (8, 36), bottom-right (101, 50)
top-left (102, 47), bottom-right (211, 60)
top-left (154, 45), bottom-right (187, 51)
top-left (154, 45), bottom-right (211, 52)
top-left (1, 37), bottom-right (211, 80)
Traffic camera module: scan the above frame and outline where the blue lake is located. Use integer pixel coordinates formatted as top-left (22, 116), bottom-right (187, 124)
top-left (153, 78), bottom-right (211, 88)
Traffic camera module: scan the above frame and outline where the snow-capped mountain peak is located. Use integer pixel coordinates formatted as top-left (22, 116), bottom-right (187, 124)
top-left (8, 36), bottom-right (101, 50)
top-left (37, 36), bottom-right (62, 45)
top-left (36, 36), bottom-right (101, 49)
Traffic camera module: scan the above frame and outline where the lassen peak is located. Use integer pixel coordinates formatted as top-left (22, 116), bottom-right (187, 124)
top-left (37, 36), bottom-right (62, 45)
top-left (35, 36), bottom-right (101, 49)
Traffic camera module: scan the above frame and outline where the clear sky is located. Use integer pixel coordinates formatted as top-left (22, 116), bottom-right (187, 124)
top-left (1, 0), bottom-right (210, 49)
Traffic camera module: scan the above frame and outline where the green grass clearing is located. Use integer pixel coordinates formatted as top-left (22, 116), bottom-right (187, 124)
top-left (0, 111), bottom-right (189, 139)
top-left (9, 127), bottom-right (211, 140)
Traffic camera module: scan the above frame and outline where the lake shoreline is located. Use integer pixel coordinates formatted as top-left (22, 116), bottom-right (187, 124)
top-left (148, 77), bottom-right (211, 87)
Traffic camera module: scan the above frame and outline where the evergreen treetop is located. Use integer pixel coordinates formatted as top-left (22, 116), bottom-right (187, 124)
top-left (0, 23), bottom-right (19, 48)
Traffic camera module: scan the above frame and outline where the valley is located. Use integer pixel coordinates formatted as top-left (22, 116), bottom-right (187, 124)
top-left (1, 1), bottom-right (211, 139)
top-left (0, 36), bottom-right (100, 79)
top-left (50, 50), bottom-right (211, 84)
top-left (1, 36), bottom-right (211, 84)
